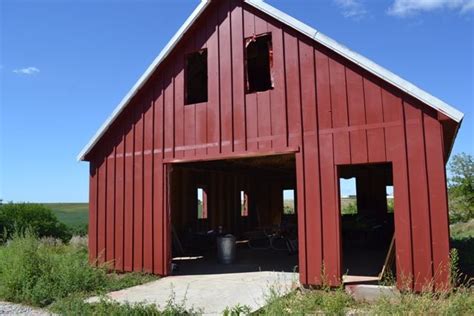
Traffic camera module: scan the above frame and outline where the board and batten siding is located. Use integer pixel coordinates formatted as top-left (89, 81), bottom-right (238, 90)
top-left (87, 0), bottom-right (451, 291)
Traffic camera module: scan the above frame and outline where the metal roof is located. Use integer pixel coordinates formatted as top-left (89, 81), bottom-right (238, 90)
top-left (78, 0), bottom-right (464, 161)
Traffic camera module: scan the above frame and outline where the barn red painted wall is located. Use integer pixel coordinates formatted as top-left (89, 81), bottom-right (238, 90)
top-left (86, 0), bottom-right (454, 290)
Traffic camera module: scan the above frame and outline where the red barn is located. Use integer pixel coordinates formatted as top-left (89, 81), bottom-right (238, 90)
top-left (78, 0), bottom-right (463, 291)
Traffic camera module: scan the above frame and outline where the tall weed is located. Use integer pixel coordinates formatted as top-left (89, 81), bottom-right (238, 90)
top-left (0, 232), bottom-right (108, 306)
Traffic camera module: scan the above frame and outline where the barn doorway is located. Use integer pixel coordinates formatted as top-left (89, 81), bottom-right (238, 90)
top-left (168, 154), bottom-right (299, 276)
top-left (338, 163), bottom-right (395, 284)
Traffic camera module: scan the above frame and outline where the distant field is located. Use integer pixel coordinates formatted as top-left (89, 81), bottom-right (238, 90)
top-left (43, 203), bottom-right (89, 228)
top-left (340, 197), bottom-right (356, 209)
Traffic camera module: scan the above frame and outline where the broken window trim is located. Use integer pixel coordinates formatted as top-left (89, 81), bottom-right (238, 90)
top-left (184, 48), bottom-right (208, 105)
top-left (244, 32), bottom-right (274, 94)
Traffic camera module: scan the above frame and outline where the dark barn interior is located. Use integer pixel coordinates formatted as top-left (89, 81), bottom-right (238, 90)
top-left (169, 154), bottom-right (299, 275)
top-left (339, 163), bottom-right (395, 283)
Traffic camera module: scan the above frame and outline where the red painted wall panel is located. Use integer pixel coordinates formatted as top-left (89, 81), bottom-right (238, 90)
top-left (153, 80), bottom-right (165, 275)
top-left (424, 113), bottom-right (451, 290)
top-left (88, 162), bottom-right (98, 264)
top-left (329, 58), bottom-right (350, 165)
top-left (86, 0), bottom-right (453, 291)
top-left (284, 31), bottom-right (301, 148)
top-left (346, 68), bottom-right (368, 164)
top-left (106, 148), bottom-right (115, 263)
top-left (269, 23), bottom-right (288, 150)
top-left (97, 157), bottom-right (106, 264)
top-left (219, 1), bottom-right (234, 154)
top-left (243, 9), bottom-right (258, 152)
top-left (319, 133), bottom-right (340, 286)
top-left (133, 100), bottom-right (144, 271)
top-left (255, 15), bottom-right (272, 150)
top-left (207, 8), bottom-right (221, 156)
top-left (295, 151), bottom-right (307, 284)
top-left (405, 101), bottom-right (434, 291)
top-left (143, 95), bottom-right (154, 273)
top-left (230, 1), bottom-right (246, 152)
top-left (364, 79), bottom-right (386, 162)
top-left (164, 67), bottom-right (175, 160)
top-left (114, 133), bottom-right (125, 271)
top-left (299, 40), bottom-right (322, 285)
top-left (124, 110), bottom-right (134, 272)
top-left (174, 48), bottom-right (185, 159)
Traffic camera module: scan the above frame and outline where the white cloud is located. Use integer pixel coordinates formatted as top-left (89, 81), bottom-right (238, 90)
top-left (388, 0), bottom-right (474, 17)
top-left (334, 0), bottom-right (368, 19)
top-left (13, 66), bottom-right (40, 75)
top-left (461, 0), bottom-right (474, 12)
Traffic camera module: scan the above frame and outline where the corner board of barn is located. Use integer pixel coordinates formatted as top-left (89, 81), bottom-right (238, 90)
top-left (78, 0), bottom-right (464, 292)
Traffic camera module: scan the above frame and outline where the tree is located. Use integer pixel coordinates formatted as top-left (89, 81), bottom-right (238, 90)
top-left (448, 153), bottom-right (474, 223)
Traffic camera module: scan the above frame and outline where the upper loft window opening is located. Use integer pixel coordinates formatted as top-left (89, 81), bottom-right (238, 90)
top-left (245, 33), bottom-right (273, 93)
top-left (185, 49), bottom-right (208, 105)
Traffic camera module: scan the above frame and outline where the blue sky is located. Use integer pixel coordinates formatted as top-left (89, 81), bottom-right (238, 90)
top-left (1, 0), bottom-right (473, 202)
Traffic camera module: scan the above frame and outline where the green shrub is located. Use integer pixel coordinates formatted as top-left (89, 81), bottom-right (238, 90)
top-left (0, 232), bottom-right (158, 308)
top-left (0, 203), bottom-right (71, 243)
top-left (0, 232), bottom-right (108, 306)
top-left (68, 223), bottom-right (89, 237)
top-left (448, 153), bottom-right (474, 223)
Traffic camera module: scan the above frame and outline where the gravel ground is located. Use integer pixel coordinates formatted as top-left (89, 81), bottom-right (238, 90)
top-left (0, 302), bottom-right (53, 315)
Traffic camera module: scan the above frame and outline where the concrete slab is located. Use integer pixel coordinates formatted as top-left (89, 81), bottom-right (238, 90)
top-left (87, 272), bottom-right (299, 315)
top-left (345, 284), bottom-right (400, 303)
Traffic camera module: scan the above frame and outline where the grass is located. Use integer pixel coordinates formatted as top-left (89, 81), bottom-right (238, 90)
top-left (258, 286), bottom-right (474, 315)
top-left (257, 286), bottom-right (353, 315)
top-left (49, 293), bottom-right (201, 315)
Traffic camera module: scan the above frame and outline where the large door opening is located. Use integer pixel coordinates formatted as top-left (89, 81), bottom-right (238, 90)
top-left (338, 163), bottom-right (396, 284)
top-left (168, 154), bottom-right (299, 276)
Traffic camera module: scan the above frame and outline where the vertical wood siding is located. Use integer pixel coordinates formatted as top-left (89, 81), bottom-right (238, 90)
top-left (87, 0), bottom-right (452, 290)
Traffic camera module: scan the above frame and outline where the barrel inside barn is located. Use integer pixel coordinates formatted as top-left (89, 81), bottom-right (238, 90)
top-left (168, 154), bottom-right (299, 275)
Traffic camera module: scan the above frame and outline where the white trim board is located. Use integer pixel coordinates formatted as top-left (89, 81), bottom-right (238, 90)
top-left (78, 0), bottom-right (464, 161)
